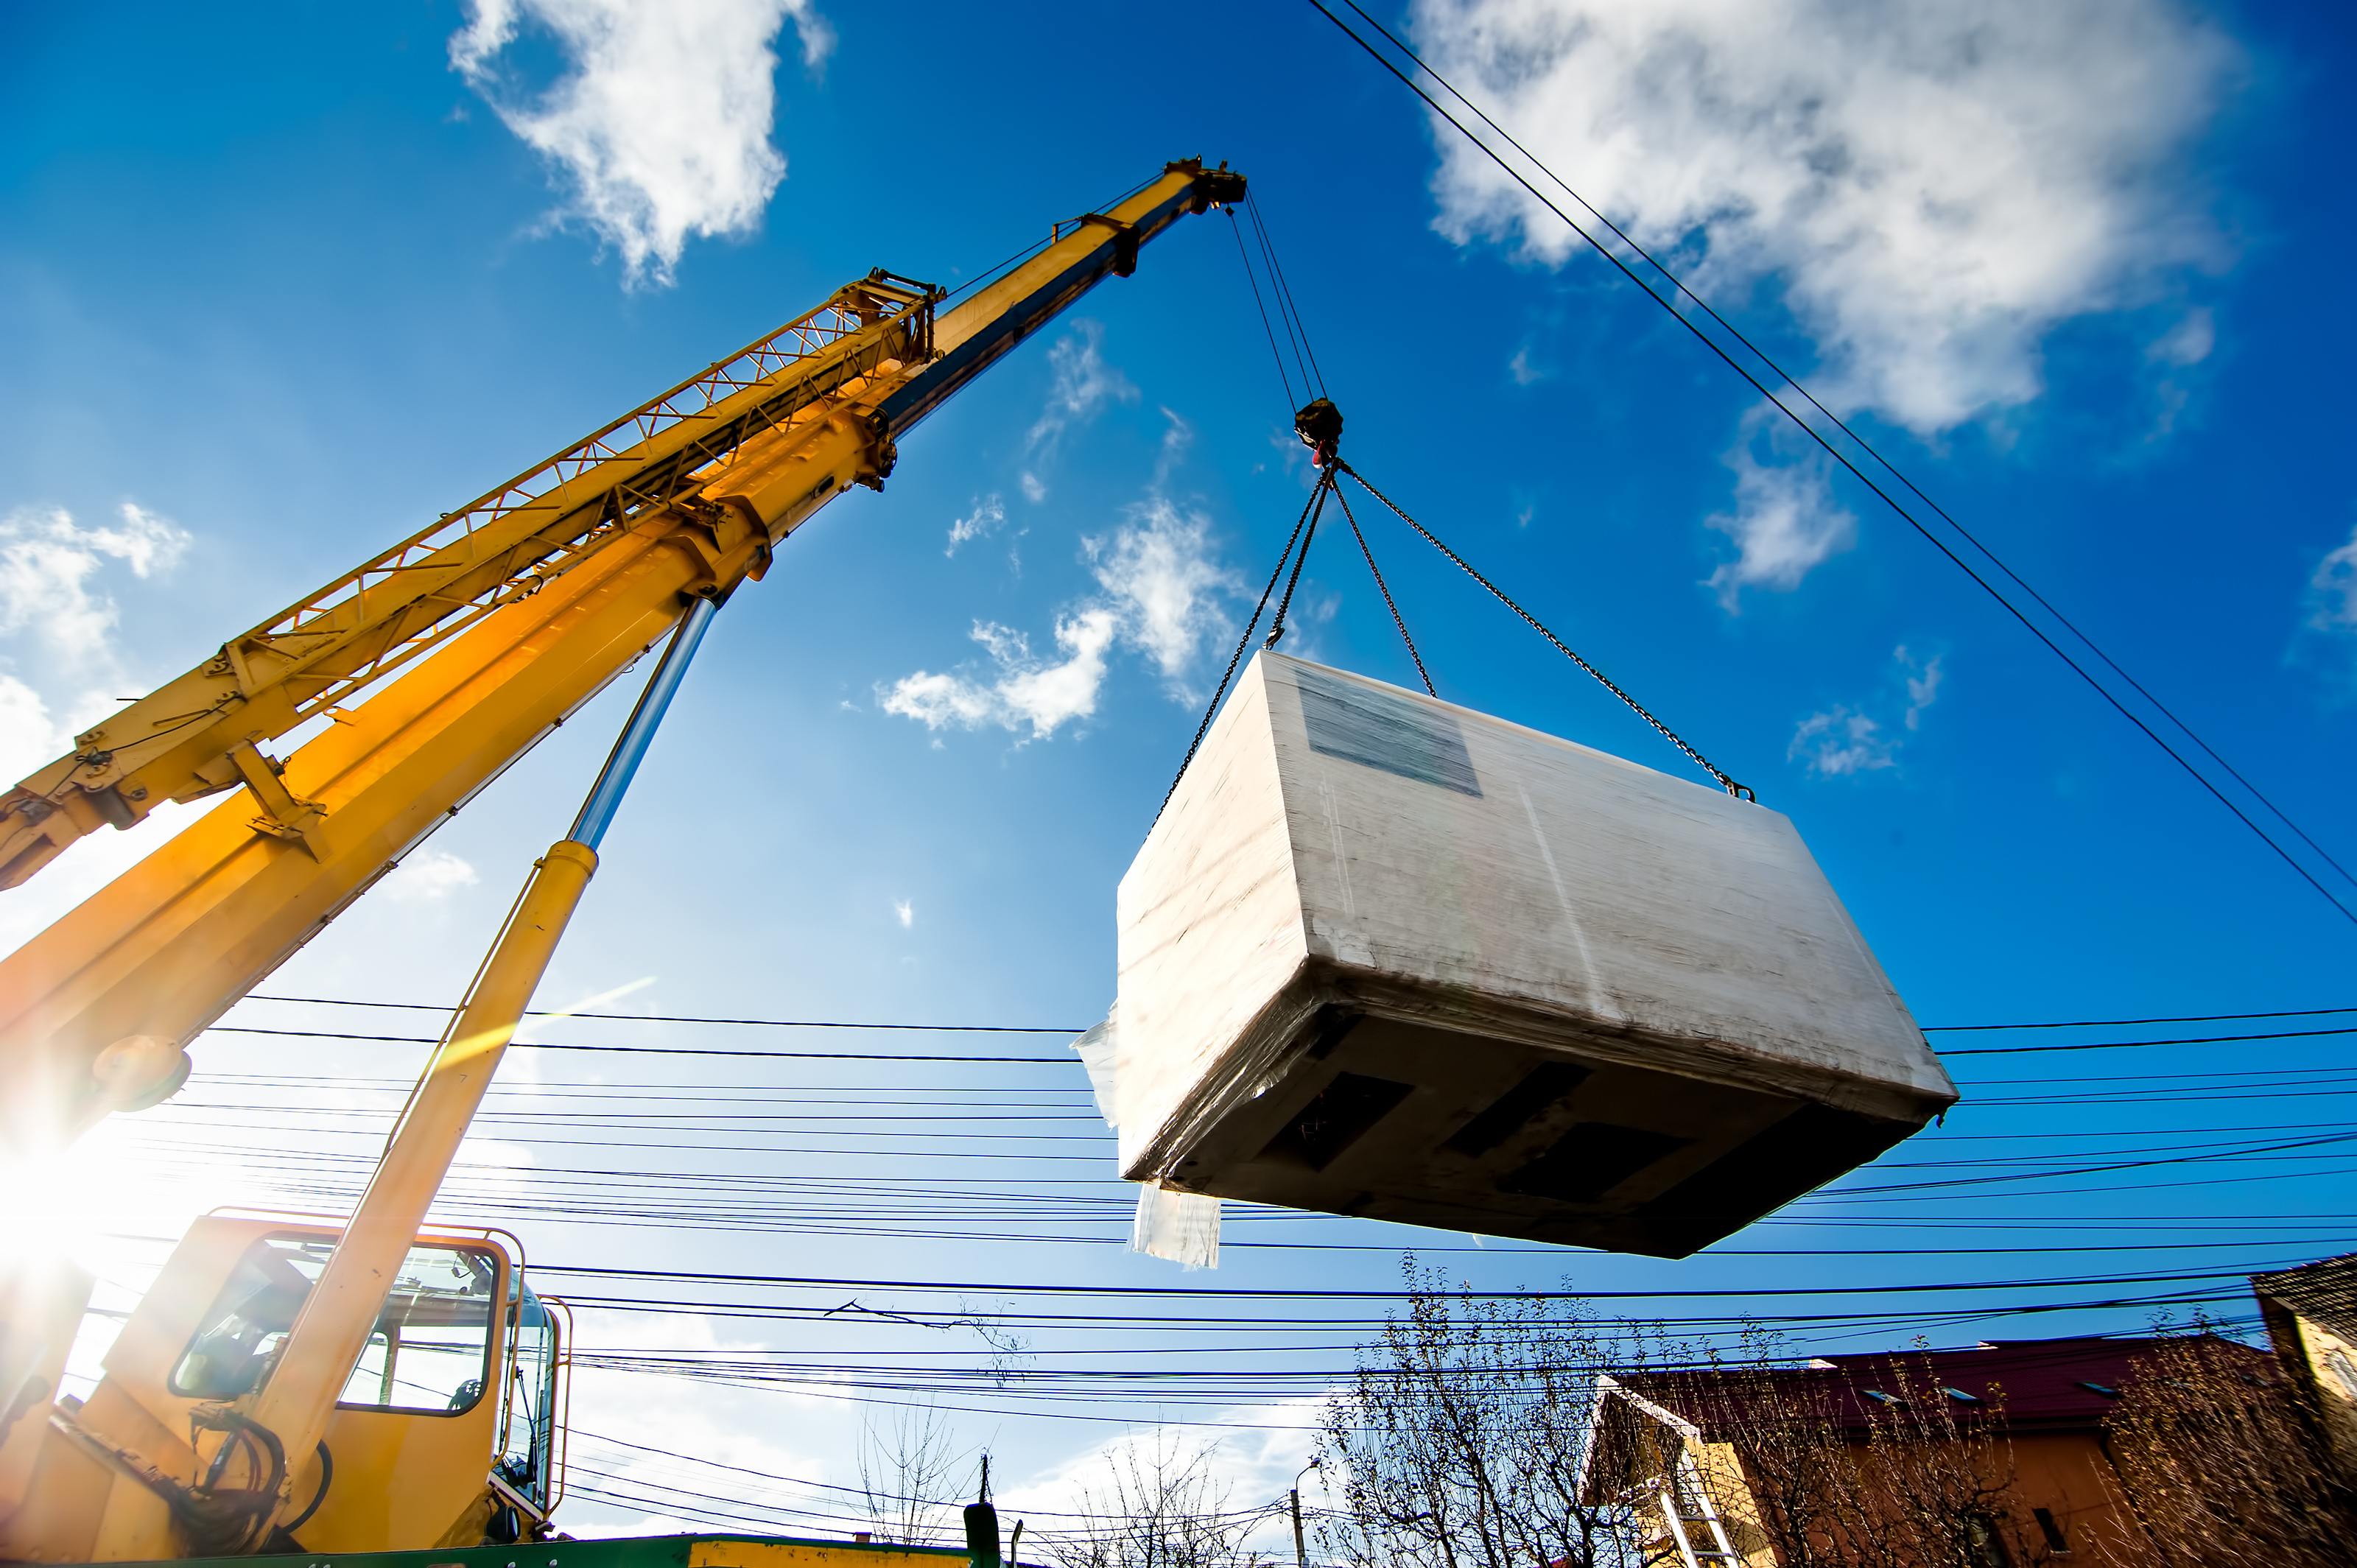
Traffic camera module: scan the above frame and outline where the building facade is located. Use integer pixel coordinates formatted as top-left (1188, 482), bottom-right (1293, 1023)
top-left (1580, 1334), bottom-right (2272, 1567)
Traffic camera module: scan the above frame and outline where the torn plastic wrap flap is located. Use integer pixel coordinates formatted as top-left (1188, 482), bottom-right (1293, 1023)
top-left (1130, 1184), bottom-right (1220, 1270)
top-left (1073, 1012), bottom-right (1119, 1128)
top-left (1075, 1006), bottom-right (1222, 1268)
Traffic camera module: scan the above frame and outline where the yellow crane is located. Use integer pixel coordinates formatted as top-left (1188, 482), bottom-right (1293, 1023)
top-left (0, 158), bottom-right (1246, 1563)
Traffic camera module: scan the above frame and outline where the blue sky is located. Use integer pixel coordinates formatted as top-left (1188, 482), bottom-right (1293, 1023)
top-left (4, 0), bottom-right (2355, 1545)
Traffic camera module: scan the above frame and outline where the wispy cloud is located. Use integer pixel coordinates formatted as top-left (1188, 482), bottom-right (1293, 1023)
top-left (1790, 645), bottom-right (1947, 778)
top-left (944, 494), bottom-right (1005, 557)
top-left (0, 502), bottom-right (189, 663)
top-left (0, 502), bottom-right (192, 782)
top-left (2310, 524), bottom-right (2357, 637)
top-left (1900, 644), bottom-right (1945, 730)
top-left (1017, 321), bottom-right (1136, 502)
top-left (882, 485), bottom-right (1240, 742)
top-left (1416, 0), bottom-right (2237, 595)
top-left (1086, 497), bottom-right (1243, 689)
top-left (1704, 410), bottom-right (1856, 611)
top-left (1789, 707), bottom-right (1895, 777)
top-left (882, 611), bottom-right (1120, 739)
top-left (383, 848), bottom-right (482, 901)
top-left (893, 899), bottom-right (914, 928)
top-left (450, 0), bottom-right (829, 287)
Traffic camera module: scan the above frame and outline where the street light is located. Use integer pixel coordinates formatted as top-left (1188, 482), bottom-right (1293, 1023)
top-left (1289, 1459), bottom-right (1321, 1568)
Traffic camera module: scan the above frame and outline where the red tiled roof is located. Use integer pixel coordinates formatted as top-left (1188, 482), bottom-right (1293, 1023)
top-left (1627, 1334), bottom-right (2268, 1438)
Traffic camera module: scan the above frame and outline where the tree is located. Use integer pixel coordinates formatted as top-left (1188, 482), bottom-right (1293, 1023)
top-left (1643, 1350), bottom-right (2054, 1568)
top-left (2100, 1328), bottom-right (2357, 1568)
top-left (1314, 1262), bottom-right (1648, 1568)
top-left (1044, 1432), bottom-right (1272, 1568)
top-left (857, 1401), bottom-right (964, 1548)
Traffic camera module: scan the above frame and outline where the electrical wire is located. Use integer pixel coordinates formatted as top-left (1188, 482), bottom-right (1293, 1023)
top-left (1301, 0), bottom-right (2357, 929)
top-left (243, 995), bottom-right (1086, 1032)
top-left (225, 993), bottom-right (2357, 1037)
top-left (1925, 1005), bottom-right (2357, 1032)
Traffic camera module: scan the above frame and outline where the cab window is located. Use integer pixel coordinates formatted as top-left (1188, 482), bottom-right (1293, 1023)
top-left (169, 1235), bottom-right (499, 1415)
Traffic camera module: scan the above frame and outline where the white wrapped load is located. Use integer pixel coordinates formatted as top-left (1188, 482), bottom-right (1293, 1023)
top-left (1112, 653), bottom-right (1956, 1258)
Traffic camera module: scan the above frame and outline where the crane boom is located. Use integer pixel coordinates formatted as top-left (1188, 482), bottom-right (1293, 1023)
top-left (0, 158), bottom-right (1245, 1155)
top-left (1, 158), bottom-right (1244, 1568)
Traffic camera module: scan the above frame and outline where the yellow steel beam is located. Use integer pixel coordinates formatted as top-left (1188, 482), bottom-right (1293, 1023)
top-left (0, 161), bottom-right (1242, 1155)
top-left (0, 276), bottom-right (932, 890)
top-left (236, 840), bottom-right (596, 1531)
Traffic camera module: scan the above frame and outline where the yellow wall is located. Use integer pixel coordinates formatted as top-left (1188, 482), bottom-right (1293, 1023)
top-left (2286, 1312), bottom-right (2357, 1480)
top-left (688, 1539), bottom-right (972, 1568)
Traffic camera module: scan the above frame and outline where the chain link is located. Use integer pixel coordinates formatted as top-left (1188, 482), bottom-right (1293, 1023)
top-left (1330, 480), bottom-right (1436, 697)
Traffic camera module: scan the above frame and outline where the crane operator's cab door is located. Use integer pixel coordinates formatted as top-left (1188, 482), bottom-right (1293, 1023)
top-left (0, 1214), bottom-right (565, 1561)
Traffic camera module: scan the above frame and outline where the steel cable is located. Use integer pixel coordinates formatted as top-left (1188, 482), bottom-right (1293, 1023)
top-left (1338, 460), bottom-right (1750, 799)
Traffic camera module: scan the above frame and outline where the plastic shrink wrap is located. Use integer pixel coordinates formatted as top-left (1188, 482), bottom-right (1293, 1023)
top-left (1110, 653), bottom-right (1956, 1258)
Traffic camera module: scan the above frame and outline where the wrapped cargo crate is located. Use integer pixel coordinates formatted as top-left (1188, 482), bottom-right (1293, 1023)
top-left (1111, 652), bottom-right (1956, 1258)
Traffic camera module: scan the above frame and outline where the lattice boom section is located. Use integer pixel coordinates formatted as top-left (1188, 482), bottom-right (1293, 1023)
top-left (237, 275), bottom-right (935, 716)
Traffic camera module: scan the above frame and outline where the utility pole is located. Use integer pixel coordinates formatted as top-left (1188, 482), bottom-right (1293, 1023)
top-left (1290, 1487), bottom-right (1307, 1568)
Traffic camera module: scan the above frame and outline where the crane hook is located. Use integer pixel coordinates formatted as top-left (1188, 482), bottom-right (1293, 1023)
top-left (1294, 398), bottom-right (1343, 468)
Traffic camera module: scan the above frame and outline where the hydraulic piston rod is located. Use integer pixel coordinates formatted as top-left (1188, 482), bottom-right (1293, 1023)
top-left (238, 598), bottom-right (718, 1525)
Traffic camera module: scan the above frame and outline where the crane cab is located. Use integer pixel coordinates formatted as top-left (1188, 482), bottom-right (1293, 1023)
top-left (0, 1213), bottom-right (566, 1561)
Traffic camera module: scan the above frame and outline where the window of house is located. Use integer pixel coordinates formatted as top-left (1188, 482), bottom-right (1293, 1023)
top-left (1962, 1512), bottom-right (2014, 1568)
top-left (169, 1234), bottom-right (499, 1415)
top-left (2326, 1348), bottom-right (2357, 1402)
top-left (1863, 1389), bottom-right (1907, 1406)
top-left (2031, 1508), bottom-right (2070, 1554)
top-left (1942, 1386), bottom-right (1982, 1404)
top-left (2076, 1381), bottom-right (2119, 1399)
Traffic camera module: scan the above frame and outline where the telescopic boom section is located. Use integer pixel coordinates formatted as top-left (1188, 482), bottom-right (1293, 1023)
top-left (0, 158), bottom-right (1245, 1153)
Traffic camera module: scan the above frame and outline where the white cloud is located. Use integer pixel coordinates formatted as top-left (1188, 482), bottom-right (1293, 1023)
top-left (1417, 0), bottom-right (2233, 433)
top-left (450, 0), bottom-right (828, 288)
top-left (1791, 644), bottom-right (1947, 777)
top-left (2149, 307), bottom-right (2216, 368)
top-left (1899, 644), bottom-right (1945, 730)
top-left (1790, 707), bottom-right (1894, 777)
top-left (0, 675), bottom-right (63, 788)
top-left (1417, 0), bottom-right (2235, 598)
top-left (1704, 412), bottom-right (1856, 610)
top-left (881, 610), bottom-right (1119, 740)
top-left (2143, 306), bottom-right (2217, 437)
top-left (383, 848), bottom-right (483, 901)
top-left (1000, 1404), bottom-right (1322, 1564)
top-left (0, 502), bottom-right (190, 665)
top-left (893, 899), bottom-right (913, 928)
top-left (884, 495), bottom-right (1240, 741)
top-left (2311, 526), bottom-right (2357, 636)
top-left (944, 494), bottom-right (1005, 557)
top-left (1016, 321), bottom-right (1137, 501)
top-left (1086, 498), bottom-right (1243, 685)
top-left (887, 395), bottom-right (1243, 743)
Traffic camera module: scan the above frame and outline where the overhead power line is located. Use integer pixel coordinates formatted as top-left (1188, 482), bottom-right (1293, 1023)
top-left (245, 994), bottom-right (1087, 1033)
top-left (1302, 0), bottom-right (2357, 929)
top-left (225, 993), bottom-right (2356, 1039)
top-left (1925, 1005), bottom-right (2357, 1032)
